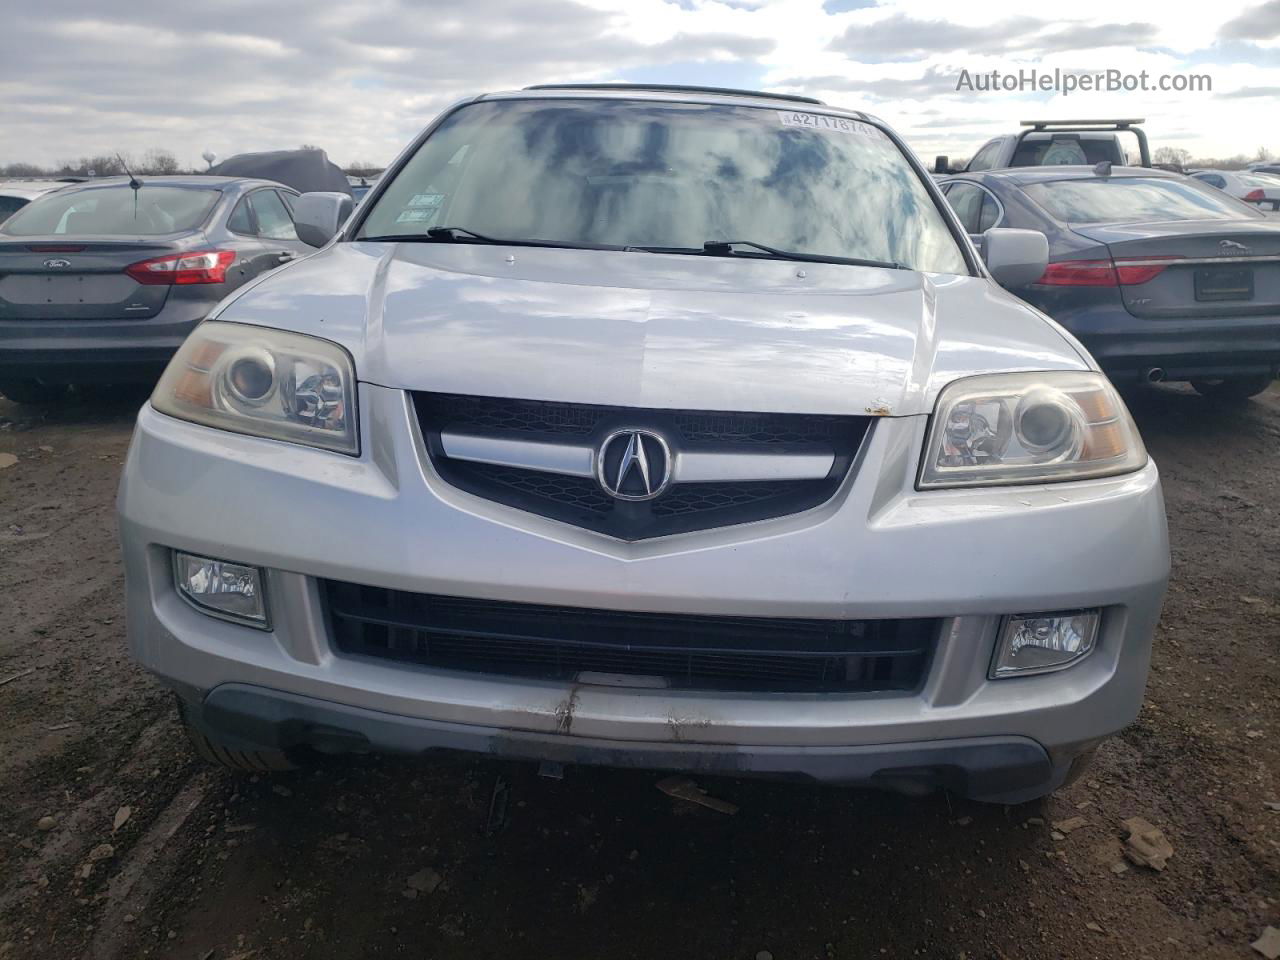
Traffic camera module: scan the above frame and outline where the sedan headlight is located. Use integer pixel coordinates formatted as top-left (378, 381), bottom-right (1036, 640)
top-left (152, 321), bottom-right (358, 455)
top-left (919, 372), bottom-right (1146, 489)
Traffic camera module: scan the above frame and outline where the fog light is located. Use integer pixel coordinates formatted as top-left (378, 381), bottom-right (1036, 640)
top-left (990, 610), bottom-right (1099, 678)
top-left (174, 552), bottom-right (268, 628)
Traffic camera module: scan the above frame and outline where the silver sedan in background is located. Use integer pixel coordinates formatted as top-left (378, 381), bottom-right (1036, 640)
top-left (1189, 168), bottom-right (1280, 213)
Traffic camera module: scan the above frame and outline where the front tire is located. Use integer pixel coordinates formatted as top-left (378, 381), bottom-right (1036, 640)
top-left (1191, 374), bottom-right (1275, 402)
top-left (0, 379), bottom-right (66, 406)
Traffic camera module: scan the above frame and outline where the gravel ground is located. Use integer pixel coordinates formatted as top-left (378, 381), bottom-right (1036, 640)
top-left (0, 383), bottom-right (1277, 960)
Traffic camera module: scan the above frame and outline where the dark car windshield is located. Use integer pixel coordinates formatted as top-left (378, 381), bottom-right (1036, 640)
top-left (1023, 177), bottom-right (1262, 225)
top-left (0, 196), bottom-right (27, 224)
top-left (1, 184), bottom-right (220, 236)
top-left (357, 99), bottom-right (968, 275)
top-left (1011, 137), bottom-right (1123, 167)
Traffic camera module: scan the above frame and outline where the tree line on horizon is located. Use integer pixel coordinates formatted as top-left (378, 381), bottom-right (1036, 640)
top-left (0, 147), bottom-right (384, 180)
top-left (2, 144), bottom-right (1276, 181)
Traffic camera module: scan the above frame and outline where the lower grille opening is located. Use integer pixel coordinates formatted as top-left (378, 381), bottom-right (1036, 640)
top-left (323, 581), bottom-right (936, 694)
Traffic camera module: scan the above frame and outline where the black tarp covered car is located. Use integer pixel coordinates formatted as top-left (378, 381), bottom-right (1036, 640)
top-left (208, 149), bottom-right (352, 197)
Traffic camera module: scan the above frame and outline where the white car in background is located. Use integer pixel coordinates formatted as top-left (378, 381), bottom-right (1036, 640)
top-left (0, 179), bottom-right (73, 224)
top-left (1189, 169), bottom-right (1280, 213)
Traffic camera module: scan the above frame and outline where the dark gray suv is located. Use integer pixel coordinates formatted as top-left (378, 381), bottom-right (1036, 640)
top-left (0, 176), bottom-right (316, 403)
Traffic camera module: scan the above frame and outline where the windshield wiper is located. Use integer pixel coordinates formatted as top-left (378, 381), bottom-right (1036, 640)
top-left (360, 226), bottom-right (627, 252)
top-left (360, 229), bottom-right (906, 268)
top-left (632, 240), bottom-right (906, 270)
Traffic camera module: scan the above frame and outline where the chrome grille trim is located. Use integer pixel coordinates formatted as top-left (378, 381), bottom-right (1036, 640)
top-left (441, 431), bottom-right (595, 478)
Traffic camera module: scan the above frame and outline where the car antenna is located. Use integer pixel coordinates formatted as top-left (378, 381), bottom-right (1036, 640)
top-left (116, 153), bottom-right (142, 191)
top-left (1094, 160), bottom-right (1112, 177)
top-left (117, 153), bottom-right (142, 219)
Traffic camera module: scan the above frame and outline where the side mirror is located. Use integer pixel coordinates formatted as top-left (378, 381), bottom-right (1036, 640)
top-left (293, 192), bottom-right (355, 247)
top-left (934, 155), bottom-right (951, 175)
top-left (982, 228), bottom-right (1048, 288)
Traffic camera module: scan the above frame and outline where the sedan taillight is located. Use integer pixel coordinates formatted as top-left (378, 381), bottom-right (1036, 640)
top-left (125, 250), bottom-right (235, 285)
top-left (1036, 256), bottom-right (1181, 287)
top-left (1244, 189), bottom-right (1266, 202)
top-left (1034, 259), bottom-right (1119, 286)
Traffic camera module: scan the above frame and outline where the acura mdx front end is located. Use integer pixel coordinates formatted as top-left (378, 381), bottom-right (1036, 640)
top-left (118, 86), bottom-right (1169, 802)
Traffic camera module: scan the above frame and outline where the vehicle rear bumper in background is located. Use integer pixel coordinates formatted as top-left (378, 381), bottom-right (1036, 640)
top-left (0, 343), bottom-right (181, 383)
top-left (1082, 330), bottom-right (1280, 380)
top-left (1053, 304), bottom-right (1280, 380)
top-left (0, 298), bottom-right (210, 383)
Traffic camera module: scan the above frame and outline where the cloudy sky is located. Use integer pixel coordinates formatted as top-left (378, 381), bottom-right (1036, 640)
top-left (5, 0), bottom-right (1280, 169)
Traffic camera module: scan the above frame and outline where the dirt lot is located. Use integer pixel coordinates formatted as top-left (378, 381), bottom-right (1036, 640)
top-left (0, 383), bottom-right (1277, 960)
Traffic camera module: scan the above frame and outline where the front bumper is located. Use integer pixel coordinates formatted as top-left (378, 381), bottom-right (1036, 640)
top-left (118, 384), bottom-right (1170, 800)
top-left (187, 683), bottom-right (1064, 802)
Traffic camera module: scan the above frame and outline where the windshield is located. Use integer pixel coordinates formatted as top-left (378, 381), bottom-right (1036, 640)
top-left (1, 184), bottom-right (220, 236)
top-left (357, 99), bottom-right (968, 274)
top-left (1023, 177), bottom-right (1263, 225)
top-left (1011, 137), bottom-right (1123, 167)
top-left (0, 196), bottom-right (26, 224)
top-left (1240, 173), bottom-right (1280, 190)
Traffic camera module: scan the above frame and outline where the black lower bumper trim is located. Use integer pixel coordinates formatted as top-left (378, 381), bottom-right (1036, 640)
top-left (191, 683), bottom-right (1068, 803)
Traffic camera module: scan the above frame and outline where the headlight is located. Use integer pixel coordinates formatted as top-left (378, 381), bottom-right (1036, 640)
top-left (919, 371), bottom-right (1145, 488)
top-left (152, 321), bottom-right (358, 455)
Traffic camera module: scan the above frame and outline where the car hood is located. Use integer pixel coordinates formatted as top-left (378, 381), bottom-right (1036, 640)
top-left (214, 241), bottom-right (1088, 417)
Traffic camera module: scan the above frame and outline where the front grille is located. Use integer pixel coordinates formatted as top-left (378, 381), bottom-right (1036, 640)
top-left (414, 393), bottom-right (872, 540)
top-left (423, 393), bottom-right (600, 437)
top-left (673, 410), bottom-right (851, 445)
top-left (651, 480), bottom-right (809, 517)
top-left (323, 581), bottom-right (936, 694)
top-left (479, 466), bottom-right (613, 514)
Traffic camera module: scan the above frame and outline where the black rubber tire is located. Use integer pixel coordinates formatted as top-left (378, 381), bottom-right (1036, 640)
top-left (0, 379), bottom-right (66, 405)
top-left (179, 706), bottom-right (295, 773)
top-left (1191, 374), bottom-right (1275, 402)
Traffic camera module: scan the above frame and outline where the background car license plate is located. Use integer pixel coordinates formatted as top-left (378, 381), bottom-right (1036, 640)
top-left (1195, 267), bottom-right (1253, 302)
top-left (0, 274), bottom-right (134, 305)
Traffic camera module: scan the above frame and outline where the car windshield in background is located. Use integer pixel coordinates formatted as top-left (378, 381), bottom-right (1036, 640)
top-left (357, 99), bottom-right (969, 275)
top-left (1, 185), bottom-right (219, 236)
top-left (1023, 177), bottom-right (1261, 225)
top-left (1010, 138), bottom-right (1119, 167)
top-left (1240, 173), bottom-right (1280, 190)
top-left (0, 196), bottom-right (26, 223)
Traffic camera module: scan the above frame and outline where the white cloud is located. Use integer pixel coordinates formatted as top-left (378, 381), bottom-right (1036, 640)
top-left (2, 0), bottom-right (1278, 169)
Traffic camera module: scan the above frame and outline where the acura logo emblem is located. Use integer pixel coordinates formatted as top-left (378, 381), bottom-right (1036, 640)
top-left (43, 258), bottom-right (71, 269)
top-left (596, 429), bottom-right (671, 501)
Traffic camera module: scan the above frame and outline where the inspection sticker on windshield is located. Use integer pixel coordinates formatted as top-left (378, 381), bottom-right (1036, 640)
top-left (407, 193), bottom-right (444, 209)
top-left (395, 208), bottom-right (436, 223)
top-left (777, 111), bottom-right (884, 138)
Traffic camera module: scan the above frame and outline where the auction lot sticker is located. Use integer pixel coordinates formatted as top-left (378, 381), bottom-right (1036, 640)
top-left (777, 111), bottom-right (885, 138)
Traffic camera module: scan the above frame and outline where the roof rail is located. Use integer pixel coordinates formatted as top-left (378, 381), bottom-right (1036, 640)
top-left (1016, 119), bottom-right (1151, 167)
top-left (523, 83), bottom-right (824, 105)
top-left (1020, 119), bottom-right (1144, 129)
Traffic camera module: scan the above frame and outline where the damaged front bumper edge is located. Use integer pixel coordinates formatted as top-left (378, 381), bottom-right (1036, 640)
top-left (184, 683), bottom-right (1072, 804)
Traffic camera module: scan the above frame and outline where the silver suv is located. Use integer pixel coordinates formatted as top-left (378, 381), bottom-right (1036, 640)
top-left (118, 85), bottom-right (1169, 802)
